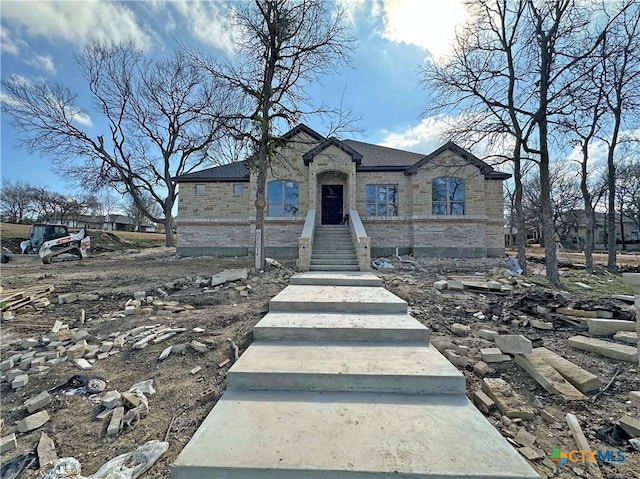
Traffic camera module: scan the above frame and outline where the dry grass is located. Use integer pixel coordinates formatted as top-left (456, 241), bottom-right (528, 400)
top-left (0, 222), bottom-right (166, 245)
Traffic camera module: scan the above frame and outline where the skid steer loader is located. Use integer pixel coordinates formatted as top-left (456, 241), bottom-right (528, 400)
top-left (20, 224), bottom-right (91, 264)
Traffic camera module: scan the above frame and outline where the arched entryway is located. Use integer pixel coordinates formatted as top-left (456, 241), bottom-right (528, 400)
top-left (316, 171), bottom-right (349, 225)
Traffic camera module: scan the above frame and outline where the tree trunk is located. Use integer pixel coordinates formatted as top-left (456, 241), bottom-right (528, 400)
top-left (164, 209), bottom-right (174, 247)
top-left (580, 143), bottom-right (594, 273)
top-left (619, 197), bottom-right (626, 251)
top-left (513, 144), bottom-right (527, 276)
top-left (254, 128), bottom-right (269, 271)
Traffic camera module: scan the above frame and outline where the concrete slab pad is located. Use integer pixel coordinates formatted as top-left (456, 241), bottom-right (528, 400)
top-left (228, 342), bottom-right (464, 395)
top-left (269, 285), bottom-right (407, 314)
top-left (290, 272), bottom-right (383, 287)
top-left (253, 312), bottom-right (429, 343)
top-left (173, 391), bottom-right (539, 479)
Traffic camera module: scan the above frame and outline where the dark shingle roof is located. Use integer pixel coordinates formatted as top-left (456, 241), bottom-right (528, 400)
top-left (342, 139), bottom-right (425, 169)
top-left (173, 161), bottom-right (249, 182)
top-left (302, 137), bottom-right (363, 165)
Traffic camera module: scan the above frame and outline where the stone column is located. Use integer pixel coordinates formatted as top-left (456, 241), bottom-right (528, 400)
top-left (622, 273), bottom-right (640, 366)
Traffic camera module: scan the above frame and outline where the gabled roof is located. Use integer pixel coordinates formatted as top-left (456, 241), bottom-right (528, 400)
top-left (280, 123), bottom-right (325, 142)
top-left (404, 141), bottom-right (511, 180)
top-left (174, 161), bottom-right (249, 182)
top-left (342, 139), bottom-right (425, 169)
top-left (302, 137), bottom-right (363, 165)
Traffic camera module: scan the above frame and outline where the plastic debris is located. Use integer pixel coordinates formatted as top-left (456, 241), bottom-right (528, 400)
top-left (90, 440), bottom-right (168, 479)
top-left (505, 257), bottom-right (523, 275)
top-left (595, 423), bottom-right (631, 446)
top-left (43, 441), bottom-right (168, 479)
top-left (128, 380), bottom-right (155, 396)
top-left (371, 259), bottom-right (394, 269)
top-left (0, 453), bottom-right (37, 479)
top-left (265, 258), bottom-right (281, 267)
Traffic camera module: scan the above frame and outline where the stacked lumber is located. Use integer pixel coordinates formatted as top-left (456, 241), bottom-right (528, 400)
top-left (0, 285), bottom-right (55, 313)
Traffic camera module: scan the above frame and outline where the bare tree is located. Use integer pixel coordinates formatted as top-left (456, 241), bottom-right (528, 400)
top-left (598, 3), bottom-right (640, 270)
top-left (2, 43), bottom-right (235, 246)
top-left (191, 0), bottom-right (355, 270)
top-left (125, 191), bottom-right (162, 231)
top-left (0, 180), bottom-right (34, 223)
top-left (88, 188), bottom-right (122, 217)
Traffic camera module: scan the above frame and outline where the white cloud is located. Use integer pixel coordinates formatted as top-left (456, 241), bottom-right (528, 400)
top-left (339, 0), bottom-right (468, 62)
top-left (1, 0), bottom-right (151, 48)
top-left (380, 115), bottom-right (452, 153)
top-left (25, 53), bottom-right (56, 74)
top-left (168, 0), bottom-right (237, 54)
top-left (1, 28), bottom-right (22, 55)
top-left (68, 108), bottom-right (94, 127)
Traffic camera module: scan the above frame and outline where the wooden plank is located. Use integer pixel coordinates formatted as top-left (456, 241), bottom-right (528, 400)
top-left (568, 336), bottom-right (638, 363)
top-left (529, 347), bottom-right (601, 393)
top-left (566, 413), bottom-right (604, 479)
top-left (514, 353), bottom-right (586, 401)
top-left (481, 378), bottom-right (535, 420)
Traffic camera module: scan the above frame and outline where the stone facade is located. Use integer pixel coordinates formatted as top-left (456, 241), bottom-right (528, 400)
top-left (175, 125), bottom-right (509, 260)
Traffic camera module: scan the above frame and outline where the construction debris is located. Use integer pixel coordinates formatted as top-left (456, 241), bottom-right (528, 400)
top-left (566, 413), bottom-right (604, 479)
top-left (527, 347), bottom-right (601, 393)
top-left (482, 378), bottom-right (535, 420)
top-left (514, 353), bottom-right (586, 401)
top-left (37, 432), bottom-right (58, 467)
top-left (568, 336), bottom-right (638, 363)
top-left (0, 285), bottom-right (55, 312)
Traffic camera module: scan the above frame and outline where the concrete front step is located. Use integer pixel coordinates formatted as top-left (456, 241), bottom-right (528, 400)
top-left (290, 272), bottom-right (383, 287)
top-left (253, 312), bottom-right (428, 342)
top-left (269, 285), bottom-right (407, 313)
top-left (309, 265), bottom-right (360, 271)
top-left (311, 253), bottom-right (357, 258)
top-left (173, 391), bottom-right (539, 479)
top-left (227, 341), bottom-right (463, 394)
top-left (310, 259), bottom-right (359, 266)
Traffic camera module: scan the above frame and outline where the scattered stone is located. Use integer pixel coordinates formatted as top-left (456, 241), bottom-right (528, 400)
top-left (6, 369), bottom-right (23, 382)
top-left (433, 280), bottom-right (448, 290)
top-left (66, 341), bottom-right (88, 360)
top-left (473, 361), bottom-right (492, 377)
top-left (529, 319), bottom-right (554, 330)
top-left (37, 432), bottom-right (57, 467)
top-left (444, 350), bottom-right (468, 368)
top-left (189, 340), bottom-right (208, 353)
top-left (480, 348), bottom-right (511, 363)
top-left (24, 391), bottom-right (51, 413)
top-left (477, 329), bottom-right (498, 341)
top-left (102, 391), bottom-right (122, 409)
top-left (190, 366), bottom-right (202, 375)
top-left (630, 438), bottom-right (640, 452)
top-left (472, 389), bottom-right (495, 413)
top-left (450, 323), bottom-right (469, 336)
top-left (77, 293), bottom-right (99, 301)
top-left (613, 331), bottom-right (638, 345)
top-left (528, 347), bottom-right (601, 393)
top-left (211, 268), bottom-right (249, 287)
top-left (556, 307), bottom-right (598, 319)
top-left (12, 374), bottom-right (29, 390)
top-left (84, 345), bottom-right (100, 359)
top-left (0, 433), bottom-right (17, 454)
top-left (536, 306), bottom-right (552, 315)
top-left (495, 335), bottom-right (532, 354)
top-left (519, 446), bottom-right (544, 461)
top-left (629, 391), bottom-right (640, 408)
top-left (71, 329), bottom-right (90, 343)
top-left (218, 358), bottom-right (231, 368)
top-left (158, 346), bottom-right (173, 361)
top-left (586, 319), bottom-right (636, 336)
top-left (74, 358), bottom-right (92, 370)
top-left (124, 305), bottom-right (137, 316)
top-left (619, 415), bottom-right (640, 437)
top-left (482, 378), bottom-right (535, 420)
top-left (541, 410), bottom-right (556, 423)
top-left (121, 392), bottom-right (141, 409)
top-left (447, 280), bottom-right (464, 290)
top-left (514, 353), bottom-right (586, 401)
top-left (107, 406), bottom-right (124, 436)
top-left (568, 336), bottom-right (637, 363)
top-left (57, 293), bottom-right (78, 304)
top-left (515, 428), bottom-right (537, 447)
top-left (133, 291), bottom-right (146, 300)
top-left (574, 282), bottom-right (593, 290)
top-left (21, 338), bottom-right (38, 349)
top-left (193, 327), bottom-right (205, 333)
top-left (17, 410), bottom-right (50, 432)
top-left (0, 358), bottom-right (14, 371)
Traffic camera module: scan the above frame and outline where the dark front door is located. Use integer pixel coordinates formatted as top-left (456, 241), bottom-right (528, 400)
top-left (322, 185), bottom-right (343, 224)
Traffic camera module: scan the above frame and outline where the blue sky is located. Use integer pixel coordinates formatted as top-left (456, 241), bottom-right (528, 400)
top-left (1, 0), bottom-right (474, 194)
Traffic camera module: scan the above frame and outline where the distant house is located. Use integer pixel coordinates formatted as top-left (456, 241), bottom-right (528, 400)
top-left (173, 123), bottom-right (510, 264)
top-left (561, 210), bottom-right (639, 251)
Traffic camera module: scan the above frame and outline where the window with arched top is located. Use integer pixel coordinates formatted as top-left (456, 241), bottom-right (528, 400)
top-left (267, 180), bottom-right (299, 217)
top-left (432, 177), bottom-right (465, 215)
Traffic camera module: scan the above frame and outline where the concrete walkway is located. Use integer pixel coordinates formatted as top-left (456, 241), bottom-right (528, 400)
top-left (173, 272), bottom-right (539, 479)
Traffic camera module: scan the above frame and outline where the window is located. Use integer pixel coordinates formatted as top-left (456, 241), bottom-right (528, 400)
top-left (432, 177), bottom-right (465, 215)
top-left (366, 184), bottom-right (398, 216)
top-left (267, 180), bottom-right (299, 217)
top-left (195, 184), bottom-right (205, 194)
top-left (233, 183), bottom-right (244, 195)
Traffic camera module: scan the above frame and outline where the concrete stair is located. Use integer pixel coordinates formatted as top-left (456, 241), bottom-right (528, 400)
top-left (310, 225), bottom-right (358, 271)
top-left (173, 272), bottom-right (539, 479)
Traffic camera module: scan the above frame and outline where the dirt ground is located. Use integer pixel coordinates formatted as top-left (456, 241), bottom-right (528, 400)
top-left (1, 238), bottom-right (639, 479)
